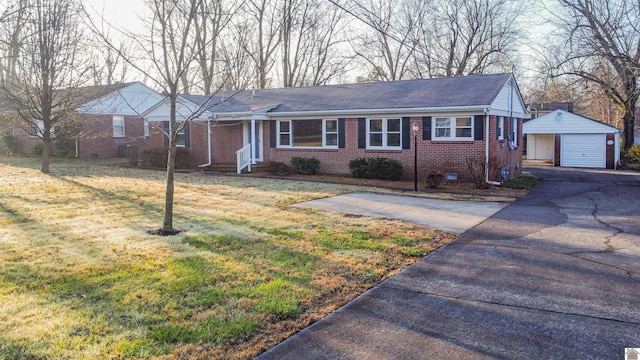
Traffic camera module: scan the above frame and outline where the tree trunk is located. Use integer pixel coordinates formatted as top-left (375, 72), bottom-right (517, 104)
top-left (163, 145), bottom-right (176, 231)
top-left (623, 106), bottom-right (636, 151)
top-left (162, 94), bottom-right (178, 231)
top-left (41, 136), bottom-right (51, 174)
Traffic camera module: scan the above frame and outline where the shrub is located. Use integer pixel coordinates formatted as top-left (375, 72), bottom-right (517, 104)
top-left (465, 157), bottom-right (490, 189)
top-left (290, 157), bottom-right (320, 175)
top-left (349, 157), bottom-right (403, 181)
top-left (265, 161), bottom-right (291, 175)
top-left (54, 138), bottom-right (75, 158)
top-left (426, 171), bottom-right (443, 189)
top-left (348, 158), bottom-right (368, 178)
top-left (2, 131), bottom-right (17, 154)
top-left (141, 147), bottom-right (191, 169)
top-left (32, 143), bottom-right (43, 156)
top-left (628, 144), bottom-right (640, 163)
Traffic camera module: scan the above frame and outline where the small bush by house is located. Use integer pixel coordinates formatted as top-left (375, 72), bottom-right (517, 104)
top-left (426, 171), bottom-right (443, 189)
top-left (349, 157), bottom-right (403, 181)
top-left (2, 131), bottom-right (17, 154)
top-left (141, 147), bottom-right (191, 169)
top-left (32, 143), bottom-right (43, 156)
top-left (266, 161), bottom-right (291, 176)
top-left (290, 157), bottom-right (320, 175)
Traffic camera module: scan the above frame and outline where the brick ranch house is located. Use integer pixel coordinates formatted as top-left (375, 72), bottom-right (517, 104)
top-left (10, 82), bottom-right (163, 158)
top-left (144, 73), bottom-right (527, 183)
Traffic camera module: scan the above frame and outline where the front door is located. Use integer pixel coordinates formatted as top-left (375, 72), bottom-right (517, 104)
top-left (243, 121), bottom-right (263, 162)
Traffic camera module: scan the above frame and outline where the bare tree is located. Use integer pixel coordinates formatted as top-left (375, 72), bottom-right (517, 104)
top-left (413, 0), bottom-right (524, 78)
top-left (89, 0), bottom-right (229, 232)
top-left (191, 0), bottom-right (240, 94)
top-left (219, 23), bottom-right (255, 90)
top-left (89, 38), bottom-right (132, 85)
top-left (0, 0), bottom-right (27, 84)
top-left (242, 0), bottom-right (282, 89)
top-left (280, 0), bottom-right (348, 86)
top-left (0, 0), bottom-right (90, 173)
top-left (547, 0), bottom-right (640, 150)
top-left (350, 0), bottom-right (421, 81)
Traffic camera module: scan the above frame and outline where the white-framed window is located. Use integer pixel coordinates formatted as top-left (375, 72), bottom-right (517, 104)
top-left (433, 116), bottom-right (473, 140)
top-left (144, 120), bottom-right (150, 138)
top-left (324, 119), bottom-right (338, 147)
top-left (497, 116), bottom-right (504, 140)
top-left (176, 127), bottom-right (186, 147)
top-left (367, 118), bottom-right (401, 149)
top-left (28, 119), bottom-right (44, 137)
top-left (277, 119), bottom-right (339, 148)
top-left (511, 118), bottom-right (518, 147)
top-left (112, 115), bottom-right (125, 137)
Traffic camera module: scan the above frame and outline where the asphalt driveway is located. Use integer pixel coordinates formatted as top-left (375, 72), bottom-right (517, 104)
top-left (256, 166), bottom-right (640, 359)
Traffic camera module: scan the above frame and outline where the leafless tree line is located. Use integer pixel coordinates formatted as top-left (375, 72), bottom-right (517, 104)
top-left (0, 0), bottom-right (530, 94)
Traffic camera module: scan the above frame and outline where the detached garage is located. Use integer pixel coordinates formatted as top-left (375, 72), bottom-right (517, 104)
top-left (523, 110), bottom-right (620, 169)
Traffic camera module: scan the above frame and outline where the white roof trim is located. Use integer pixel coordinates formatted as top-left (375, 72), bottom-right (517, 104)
top-left (523, 109), bottom-right (620, 134)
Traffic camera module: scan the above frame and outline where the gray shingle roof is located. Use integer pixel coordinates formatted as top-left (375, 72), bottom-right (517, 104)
top-left (182, 73), bottom-right (512, 114)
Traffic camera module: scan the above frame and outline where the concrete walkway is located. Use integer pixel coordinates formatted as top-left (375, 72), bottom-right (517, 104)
top-left (256, 166), bottom-right (640, 359)
top-left (293, 192), bottom-right (508, 234)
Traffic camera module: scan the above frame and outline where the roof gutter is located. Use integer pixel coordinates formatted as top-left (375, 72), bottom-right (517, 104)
top-left (263, 105), bottom-right (489, 119)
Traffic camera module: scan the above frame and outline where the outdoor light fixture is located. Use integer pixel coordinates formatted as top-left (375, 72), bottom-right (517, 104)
top-left (412, 122), bottom-right (419, 191)
top-left (555, 112), bottom-right (563, 122)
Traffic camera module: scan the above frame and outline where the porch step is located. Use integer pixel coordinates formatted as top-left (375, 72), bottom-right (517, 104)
top-left (202, 163), bottom-right (268, 173)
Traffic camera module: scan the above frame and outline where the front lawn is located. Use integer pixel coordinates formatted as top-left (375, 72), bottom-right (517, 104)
top-left (0, 156), bottom-right (454, 359)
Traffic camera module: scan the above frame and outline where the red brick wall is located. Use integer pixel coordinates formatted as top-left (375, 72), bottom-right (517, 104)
top-left (262, 116), bottom-right (522, 182)
top-left (210, 122), bottom-right (244, 164)
top-left (172, 116), bottom-right (523, 182)
top-left (77, 115), bottom-right (149, 158)
top-left (486, 115), bottom-right (523, 181)
top-left (146, 120), bottom-right (215, 167)
top-left (12, 114), bottom-right (150, 158)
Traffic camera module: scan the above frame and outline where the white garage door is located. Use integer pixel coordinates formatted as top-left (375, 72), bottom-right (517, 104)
top-left (561, 134), bottom-right (606, 168)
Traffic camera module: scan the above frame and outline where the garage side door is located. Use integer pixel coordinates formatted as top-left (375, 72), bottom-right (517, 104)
top-left (561, 134), bottom-right (605, 168)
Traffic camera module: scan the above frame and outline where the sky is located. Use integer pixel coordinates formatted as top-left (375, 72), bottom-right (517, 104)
top-left (84, 0), bottom-right (148, 32)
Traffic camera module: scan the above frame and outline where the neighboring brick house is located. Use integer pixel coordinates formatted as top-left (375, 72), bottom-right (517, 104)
top-left (11, 82), bottom-right (163, 158)
top-left (144, 73), bottom-right (527, 183)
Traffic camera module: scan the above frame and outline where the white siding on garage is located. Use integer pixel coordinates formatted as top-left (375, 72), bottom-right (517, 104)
top-left (523, 110), bottom-right (619, 135)
top-left (561, 134), bottom-right (606, 168)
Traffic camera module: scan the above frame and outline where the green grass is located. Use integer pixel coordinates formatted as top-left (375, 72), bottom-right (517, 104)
top-left (0, 156), bottom-right (453, 359)
top-left (502, 173), bottom-right (539, 190)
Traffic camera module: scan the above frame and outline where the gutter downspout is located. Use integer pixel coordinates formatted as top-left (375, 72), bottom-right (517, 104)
top-left (198, 119), bottom-right (212, 167)
top-left (75, 138), bottom-right (79, 158)
top-left (485, 108), bottom-right (501, 186)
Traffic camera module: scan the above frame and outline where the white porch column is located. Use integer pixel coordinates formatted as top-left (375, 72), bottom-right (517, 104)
top-left (250, 117), bottom-right (257, 164)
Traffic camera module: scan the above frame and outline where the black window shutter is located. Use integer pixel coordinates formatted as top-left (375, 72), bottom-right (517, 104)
top-left (496, 117), bottom-right (500, 140)
top-left (474, 115), bottom-right (484, 141)
top-left (163, 121), bottom-right (169, 147)
top-left (184, 121), bottom-right (191, 148)
top-left (402, 117), bottom-right (411, 149)
top-left (422, 116), bottom-right (431, 140)
top-left (269, 120), bottom-right (276, 148)
top-left (357, 118), bottom-right (366, 148)
top-left (338, 118), bottom-right (345, 148)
